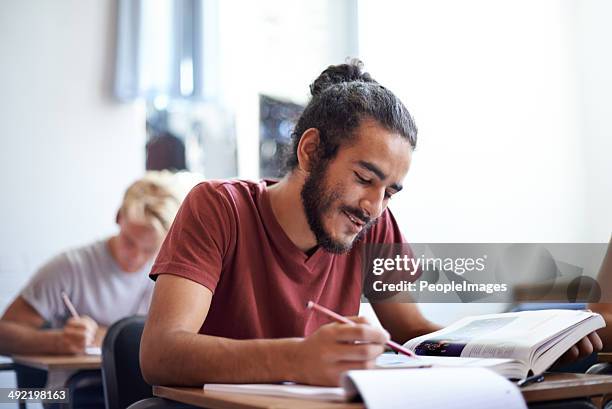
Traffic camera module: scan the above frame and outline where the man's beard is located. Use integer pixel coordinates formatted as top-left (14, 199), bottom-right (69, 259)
top-left (300, 159), bottom-right (375, 254)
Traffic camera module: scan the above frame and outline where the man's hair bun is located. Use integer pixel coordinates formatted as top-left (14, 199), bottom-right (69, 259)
top-left (285, 58), bottom-right (417, 171)
top-left (309, 58), bottom-right (376, 97)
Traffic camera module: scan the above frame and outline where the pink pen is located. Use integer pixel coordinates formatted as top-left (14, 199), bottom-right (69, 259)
top-left (307, 300), bottom-right (418, 358)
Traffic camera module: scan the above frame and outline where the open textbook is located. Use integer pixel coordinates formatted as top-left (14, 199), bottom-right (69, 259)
top-left (204, 367), bottom-right (527, 409)
top-left (397, 309), bottom-right (605, 379)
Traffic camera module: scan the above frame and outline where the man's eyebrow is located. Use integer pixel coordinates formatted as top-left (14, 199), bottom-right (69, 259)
top-left (357, 161), bottom-right (403, 192)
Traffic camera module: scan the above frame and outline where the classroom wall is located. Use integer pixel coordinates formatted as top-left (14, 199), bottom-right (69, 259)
top-left (358, 0), bottom-right (612, 243)
top-left (574, 0), bottom-right (612, 242)
top-left (357, 0), bottom-right (612, 324)
top-left (0, 0), bottom-right (146, 315)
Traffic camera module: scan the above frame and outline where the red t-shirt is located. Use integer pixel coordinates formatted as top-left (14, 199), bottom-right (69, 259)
top-left (150, 179), bottom-right (404, 339)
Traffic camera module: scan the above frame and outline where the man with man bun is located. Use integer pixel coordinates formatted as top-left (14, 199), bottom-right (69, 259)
top-left (141, 60), bottom-right (601, 387)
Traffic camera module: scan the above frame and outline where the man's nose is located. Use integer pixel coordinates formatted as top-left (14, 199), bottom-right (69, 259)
top-left (359, 189), bottom-right (385, 220)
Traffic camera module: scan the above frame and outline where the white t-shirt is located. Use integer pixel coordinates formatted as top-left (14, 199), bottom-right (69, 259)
top-left (21, 239), bottom-right (154, 328)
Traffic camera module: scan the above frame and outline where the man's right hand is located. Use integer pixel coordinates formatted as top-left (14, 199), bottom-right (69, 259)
top-left (54, 316), bottom-right (99, 354)
top-left (292, 316), bottom-right (390, 386)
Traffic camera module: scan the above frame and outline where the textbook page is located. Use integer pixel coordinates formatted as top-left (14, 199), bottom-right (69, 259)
top-left (376, 353), bottom-right (524, 378)
top-left (342, 367), bottom-right (527, 409)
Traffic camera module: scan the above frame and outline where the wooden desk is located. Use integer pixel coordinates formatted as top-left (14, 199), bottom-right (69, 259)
top-left (598, 353), bottom-right (612, 363)
top-left (521, 373), bottom-right (612, 403)
top-left (154, 386), bottom-right (362, 409)
top-left (153, 373), bottom-right (612, 409)
top-left (10, 354), bottom-right (101, 371)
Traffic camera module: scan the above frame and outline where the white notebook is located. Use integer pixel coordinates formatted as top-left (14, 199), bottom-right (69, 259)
top-left (204, 382), bottom-right (346, 402)
top-left (85, 347), bottom-right (101, 355)
top-left (204, 366), bottom-right (527, 409)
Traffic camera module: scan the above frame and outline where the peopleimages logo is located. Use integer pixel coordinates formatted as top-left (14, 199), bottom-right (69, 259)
top-left (371, 254), bottom-right (487, 276)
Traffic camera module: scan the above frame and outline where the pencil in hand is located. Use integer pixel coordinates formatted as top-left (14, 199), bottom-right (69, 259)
top-left (307, 300), bottom-right (418, 358)
top-left (61, 291), bottom-right (80, 319)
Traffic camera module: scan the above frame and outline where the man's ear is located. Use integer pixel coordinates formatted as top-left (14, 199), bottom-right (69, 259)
top-left (115, 209), bottom-right (121, 225)
top-left (296, 128), bottom-right (320, 173)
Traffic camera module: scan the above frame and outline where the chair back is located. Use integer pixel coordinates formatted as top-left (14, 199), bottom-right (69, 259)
top-left (102, 315), bottom-right (152, 409)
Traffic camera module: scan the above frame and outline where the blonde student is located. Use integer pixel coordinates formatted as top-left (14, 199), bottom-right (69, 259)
top-left (0, 171), bottom-right (197, 356)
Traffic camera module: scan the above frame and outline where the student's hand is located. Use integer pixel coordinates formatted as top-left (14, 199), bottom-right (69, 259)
top-left (553, 332), bottom-right (603, 366)
top-left (55, 316), bottom-right (99, 354)
top-left (292, 316), bottom-right (390, 386)
top-left (93, 326), bottom-right (108, 347)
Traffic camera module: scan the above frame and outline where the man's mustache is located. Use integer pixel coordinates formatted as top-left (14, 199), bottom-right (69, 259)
top-left (341, 206), bottom-right (372, 226)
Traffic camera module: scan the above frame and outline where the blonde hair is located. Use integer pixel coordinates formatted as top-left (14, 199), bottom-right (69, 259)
top-left (119, 171), bottom-right (203, 235)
